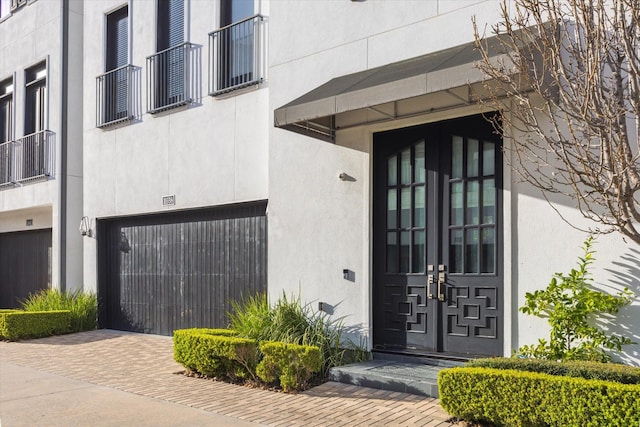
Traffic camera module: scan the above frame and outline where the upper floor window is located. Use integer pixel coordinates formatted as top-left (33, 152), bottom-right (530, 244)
top-left (1, 0), bottom-right (11, 20)
top-left (147, 0), bottom-right (193, 113)
top-left (25, 62), bottom-right (46, 135)
top-left (97, 5), bottom-right (132, 127)
top-left (0, 77), bottom-right (13, 185)
top-left (209, 0), bottom-right (265, 95)
top-left (21, 62), bottom-right (50, 181)
top-left (0, 77), bottom-right (13, 143)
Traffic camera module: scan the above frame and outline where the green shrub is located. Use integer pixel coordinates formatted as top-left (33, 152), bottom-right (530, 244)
top-left (0, 310), bottom-right (71, 340)
top-left (438, 367), bottom-right (640, 427)
top-left (230, 292), bottom-right (366, 377)
top-left (518, 237), bottom-right (633, 362)
top-left (173, 329), bottom-right (257, 379)
top-left (256, 341), bottom-right (322, 392)
top-left (467, 357), bottom-right (640, 384)
top-left (22, 289), bottom-right (97, 333)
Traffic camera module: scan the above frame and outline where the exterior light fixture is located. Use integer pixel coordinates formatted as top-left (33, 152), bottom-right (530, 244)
top-left (79, 216), bottom-right (93, 237)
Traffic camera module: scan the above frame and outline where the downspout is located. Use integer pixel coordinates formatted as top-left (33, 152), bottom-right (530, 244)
top-left (59, 0), bottom-right (69, 292)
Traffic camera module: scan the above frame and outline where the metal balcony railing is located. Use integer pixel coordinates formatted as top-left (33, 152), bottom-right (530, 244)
top-left (14, 130), bottom-right (55, 183)
top-left (147, 42), bottom-right (194, 113)
top-left (0, 141), bottom-right (13, 187)
top-left (96, 64), bottom-right (135, 127)
top-left (209, 14), bottom-right (266, 95)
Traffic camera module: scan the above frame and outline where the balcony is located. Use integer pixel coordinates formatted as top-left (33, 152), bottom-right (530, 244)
top-left (146, 42), bottom-right (195, 114)
top-left (96, 65), bottom-right (136, 128)
top-left (0, 130), bottom-right (55, 187)
top-left (209, 15), bottom-right (266, 96)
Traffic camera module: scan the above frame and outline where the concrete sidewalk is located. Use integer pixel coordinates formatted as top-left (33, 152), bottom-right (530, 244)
top-left (0, 330), bottom-right (454, 426)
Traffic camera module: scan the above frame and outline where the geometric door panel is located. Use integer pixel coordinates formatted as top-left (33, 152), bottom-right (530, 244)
top-left (373, 114), bottom-right (503, 357)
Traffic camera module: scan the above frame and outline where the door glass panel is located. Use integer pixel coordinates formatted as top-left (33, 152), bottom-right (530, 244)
top-left (387, 189), bottom-right (397, 228)
top-left (412, 230), bottom-right (425, 273)
top-left (483, 141), bottom-right (495, 176)
top-left (388, 155), bottom-right (397, 186)
top-left (452, 136), bottom-right (463, 178)
top-left (415, 141), bottom-right (425, 183)
top-left (481, 227), bottom-right (495, 273)
top-left (465, 228), bottom-right (479, 273)
top-left (414, 186), bottom-right (425, 227)
top-left (483, 179), bottom-right (495, 224)
top-left (467, 138), bottom-right (479, 178)
top-left (450, 182), bottom-right (463, 225)
top-left (450, 229), bottom-right (463, 273)
top-left (400, 148), bottom-right (411, 185)
top-left (466, 181), bottom-right (479, 225)
top-left (400, 231), bottom-right (410, 273)
top-left (400, 188), bottom-right (411, 228)
top-left (386, 232), bottom-right (398, 273)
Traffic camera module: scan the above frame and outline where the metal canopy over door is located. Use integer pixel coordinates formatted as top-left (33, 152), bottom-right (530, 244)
top-left (373, 114), bottom-right (503, 357)
top-left (98, 202), bottom-right (267, 336)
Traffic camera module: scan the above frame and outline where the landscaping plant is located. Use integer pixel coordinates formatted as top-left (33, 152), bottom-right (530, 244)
top-left (229, 292), bottom-right (366, 378)
top-left (518, 237), bottom-right (634, 362)
top-left (22, 288), bottom-right (97, 333)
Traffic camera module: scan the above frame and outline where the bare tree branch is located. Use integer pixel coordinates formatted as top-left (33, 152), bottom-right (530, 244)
top-left (473, 0), bottom-right (640, 244)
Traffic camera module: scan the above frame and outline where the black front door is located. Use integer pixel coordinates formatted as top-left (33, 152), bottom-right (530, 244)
top-left (373, 114), bottom-right (503, 357)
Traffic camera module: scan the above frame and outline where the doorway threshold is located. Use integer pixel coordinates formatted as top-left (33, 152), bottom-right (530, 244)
top-left (328, 353), bottom-right (466, 398)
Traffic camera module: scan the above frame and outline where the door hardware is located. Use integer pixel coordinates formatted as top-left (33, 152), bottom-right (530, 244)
top-left (437, 268), bottom-right (446, 302)
top-left (428, 274), bottom-right (434, 299)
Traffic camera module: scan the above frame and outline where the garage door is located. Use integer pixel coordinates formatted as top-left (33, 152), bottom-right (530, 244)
top-left (98, 201), bottom-right (267, 335)
top-left (0, 229), bottom-right (52, 308)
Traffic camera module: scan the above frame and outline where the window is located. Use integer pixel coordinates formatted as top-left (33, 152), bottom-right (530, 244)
top-left (0, 77), bottom-right (13, 184)
top-left (25, 62), bottom-right (46, 135)
top-left (0, 77), bottom-right (12, 143)
top-left (210, 0), bottom-right (264, 94)
top-left (1, 0), bottom-right (11, 20)
top-left (147, 0), bottom-right (190, 112)
top-left (99, 5), bottom-right (130, 125)
top-left (23, 62), bottom-right (47, 179)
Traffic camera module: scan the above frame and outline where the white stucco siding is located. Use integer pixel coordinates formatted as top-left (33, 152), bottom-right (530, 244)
top-left (0, 0), bottom-right (84, 291)
top-left (82, 0), bottom-right (270, 289)
top-left (268, 0), bottom-right (640, 363)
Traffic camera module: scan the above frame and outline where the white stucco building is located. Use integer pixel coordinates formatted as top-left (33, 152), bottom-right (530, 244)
top-left (0, 0), bottom-right (83, 306)
top-left (2, 0), bottom-right (637, 366)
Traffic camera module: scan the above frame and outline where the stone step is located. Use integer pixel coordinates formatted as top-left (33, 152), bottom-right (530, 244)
top-left (328, 358), bottom-right (461, 398)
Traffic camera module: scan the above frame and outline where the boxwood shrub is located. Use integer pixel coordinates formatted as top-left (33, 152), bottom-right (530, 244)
top-left (0, 310), bottom-right (71, 340)
top-left (256, 341), bottom-right (322, 392)
top-left (438, 367), bottom-right (640, 427)
top-left (173, 328), bottom-right (256, 379)
top-left (467, 357), bottom-right (640, 384)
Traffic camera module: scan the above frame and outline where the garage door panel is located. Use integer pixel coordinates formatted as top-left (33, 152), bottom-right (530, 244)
top-left (0, 229), bottom-right (51, 309)
top-left (99, 202), bottom-right (267, 335)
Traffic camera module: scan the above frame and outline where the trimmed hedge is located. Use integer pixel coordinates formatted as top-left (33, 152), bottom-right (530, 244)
top-left (256, 341), bottom-right (322, 392)
top-left (438, 367), bottom-right (640, 427)
top-left (0, 310), bottom-right (71, 340)
top-left (173, 329), bottom-right (256, 379)
top-left (467, 357), bottom-right (640, 384)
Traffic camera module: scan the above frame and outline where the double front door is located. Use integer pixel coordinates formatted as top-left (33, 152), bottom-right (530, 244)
top-left (373, 114), bottom-right (503, 357)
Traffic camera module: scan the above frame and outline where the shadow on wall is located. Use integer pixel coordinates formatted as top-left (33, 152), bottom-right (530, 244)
top-left (603, 248), bottom-right (640, 366)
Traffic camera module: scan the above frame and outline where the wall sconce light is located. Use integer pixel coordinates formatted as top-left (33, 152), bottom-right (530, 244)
top-left (79, 216), bottom-right (93, 237)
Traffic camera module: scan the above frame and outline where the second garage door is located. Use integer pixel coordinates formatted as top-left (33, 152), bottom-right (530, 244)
top-left (98, 201), bottom-right (267, 335)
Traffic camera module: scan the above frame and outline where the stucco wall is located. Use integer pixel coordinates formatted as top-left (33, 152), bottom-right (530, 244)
top-left (267, 0), bottom-right (640, 364)
top-left (0, 0), bottom-right (84, 291)
top-left (82, 0), bottom-right (270, 290)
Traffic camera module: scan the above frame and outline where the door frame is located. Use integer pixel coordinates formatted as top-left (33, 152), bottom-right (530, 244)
top-left (371, 113), bottom-right (504, 357)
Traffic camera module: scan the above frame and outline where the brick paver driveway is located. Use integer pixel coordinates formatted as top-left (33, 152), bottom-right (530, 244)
top-left (0, 330), bottom-right (454, 426)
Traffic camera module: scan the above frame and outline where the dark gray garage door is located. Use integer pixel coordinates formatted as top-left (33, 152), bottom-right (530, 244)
top-left (98, 201), bottom-right (267, 335)
top-left (0, 229), bottom-right (52, 308)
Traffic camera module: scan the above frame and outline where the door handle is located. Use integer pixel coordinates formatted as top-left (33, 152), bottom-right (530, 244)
top-left (438, 265), bottom-right (446, 302)
top-left (428, 274), bottom-right (434, 299)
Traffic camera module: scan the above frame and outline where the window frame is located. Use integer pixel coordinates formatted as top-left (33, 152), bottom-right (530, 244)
top-left (0, 75), bottom-right (14, 143)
